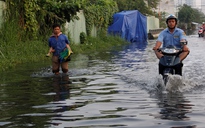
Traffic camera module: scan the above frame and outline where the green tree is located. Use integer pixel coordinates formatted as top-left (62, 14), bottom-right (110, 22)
top-left (4, 0), bottom-right (80, 40)
top-left (3, 0), bottom-right (162, 41)
top-left (80, 0), bottom-right (118, 36)
top-left (154, 11), bottom-right (167, 28)
top-left (191, 8), bottom-right (205, 23)
top-left (178, 4), bottom-right (194, 23)
top-left (146, 0), bottom-right (160, 9)
top-left (178, 4), bottom-right (205, 28)
top-left (114, 0), bottom-right (160, 15)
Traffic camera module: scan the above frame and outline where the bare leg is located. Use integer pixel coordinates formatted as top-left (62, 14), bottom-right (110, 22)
top-left (52, 56), bottom-right (60, 75)
top-left (61, 61), bottom-right (69, 73)
top-left (179, 51), bottom-right (189, 61)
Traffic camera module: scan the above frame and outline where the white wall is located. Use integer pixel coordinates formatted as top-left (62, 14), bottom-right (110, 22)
top-left (147, 16), bottom-right (160, 32)
top-left (65, 10), bottom-right (87, 44)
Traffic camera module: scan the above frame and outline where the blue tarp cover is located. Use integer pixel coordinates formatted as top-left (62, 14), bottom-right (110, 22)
top-left (108, 10), bottom-right (147, 42)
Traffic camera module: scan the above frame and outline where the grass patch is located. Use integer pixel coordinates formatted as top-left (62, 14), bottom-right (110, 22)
top-left (0, 40), bottom-right (48, 71)
top-left (0, 33), bottom-right (129, 72)
top-left (71, 34), bottom-right (128, 54)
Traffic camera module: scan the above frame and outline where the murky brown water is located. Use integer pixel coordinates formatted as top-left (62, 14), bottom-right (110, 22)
top-left (0, 30), bottom-right (205, 128)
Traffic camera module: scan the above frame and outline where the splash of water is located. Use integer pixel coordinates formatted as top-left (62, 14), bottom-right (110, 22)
top-left (165, 75), bottom-right (198, 92)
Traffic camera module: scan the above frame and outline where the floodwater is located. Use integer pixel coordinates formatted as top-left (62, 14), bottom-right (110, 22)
top-left (1, 30), bottom-right (205, 128)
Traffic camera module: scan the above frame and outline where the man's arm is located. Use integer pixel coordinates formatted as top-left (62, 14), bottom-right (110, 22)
top-left (153, 41), bottom-right (164, 59)
top-left (179, 31), bottom-right (190, 61)
top-left (180, 39), bottom-right (189, 52)
top-left (153, 41), bottom-right (162, 50)
top-left (64, 35), bottom-right (70, 44)
top-left (179, 30), bottom-right (189, 52)
top-left (46, 47), bottom-right (55, 57)
top-left (179, 44), bottom-right (189, 61)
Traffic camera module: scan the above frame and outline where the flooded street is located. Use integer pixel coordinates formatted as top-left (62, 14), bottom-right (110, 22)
top-left (1, 30), bottom-right (205, 128)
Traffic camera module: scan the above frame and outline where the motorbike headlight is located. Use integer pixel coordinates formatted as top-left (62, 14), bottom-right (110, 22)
top-left (162, 48), bottom-right (179, 54)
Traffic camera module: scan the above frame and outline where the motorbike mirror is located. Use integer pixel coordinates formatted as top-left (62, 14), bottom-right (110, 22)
top-left (180, 40), bottom-right (187, 45)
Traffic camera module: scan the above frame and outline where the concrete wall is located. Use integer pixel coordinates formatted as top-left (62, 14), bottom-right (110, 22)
top-left (147, 16), bottom-right (160, 33)
top-left (65, 10), bottom-right (97, 44)
top-left (65, 10), bottom-right (87, 44)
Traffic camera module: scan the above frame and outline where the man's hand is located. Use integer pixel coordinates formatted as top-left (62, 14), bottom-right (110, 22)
top-left (46, 53), bottom-right (50, 57)
top-left (153, 46), bottom-right (158, 51)
top-left (51, 49), bottom-right (55, 52)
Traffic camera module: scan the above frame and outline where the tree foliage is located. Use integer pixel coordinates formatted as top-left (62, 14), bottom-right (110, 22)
top-left (81, 0), bottom-right (118, 36)
top-left (146, 0), bottom-right (160, 10)
top-left (178, 4), bottom-right (194, 23)
top-left (191, 9), bottom-right (205, 24)
top-left (154, 11), bottom-right (167, 28)
top-left (178, 4), bottom-right (205, 24)
top-left (114, 0), bottom-right (160, 15)
top-left (4, 0), bottom-right (80, 40)
top-left (2, 0), bottom-right (161, 41)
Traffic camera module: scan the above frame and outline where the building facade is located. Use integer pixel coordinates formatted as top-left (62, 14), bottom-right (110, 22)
top-left (201, 0), bottom-right (205, 14)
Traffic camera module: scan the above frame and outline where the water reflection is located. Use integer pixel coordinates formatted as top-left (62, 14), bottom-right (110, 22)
top-left (123, 41), bottom-right (148, 52)
top-left (51, 74), bottom-right (71, 110)
top-left (111, 41), bottom-right (148, 70)
top-left (155, 91), bottom-right (196, 128)
top-left (46, 74), bottom-right (73, 127)
top-left (111, 41), bottom-right (147, 57)
top-left (52, 74), bottom-right (71, 101)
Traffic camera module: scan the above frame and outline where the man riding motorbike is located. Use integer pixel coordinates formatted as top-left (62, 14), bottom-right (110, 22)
top-left (202, 22), bottom-right (205, 34)
top-left (153, 14), bottom-right (190, 76)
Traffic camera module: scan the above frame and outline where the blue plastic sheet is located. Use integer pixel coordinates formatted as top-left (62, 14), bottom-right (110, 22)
top-left (108, 10), bottom-right (147, 43)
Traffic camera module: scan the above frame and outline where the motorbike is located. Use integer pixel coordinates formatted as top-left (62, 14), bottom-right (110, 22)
top-left (158, 42), bottom-right (187, 85)
top-left (198, 27), bottom-right (204, 37)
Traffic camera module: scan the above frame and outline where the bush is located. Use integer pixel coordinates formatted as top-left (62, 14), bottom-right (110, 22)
top-left (80, 32), bottom-right (87, 44)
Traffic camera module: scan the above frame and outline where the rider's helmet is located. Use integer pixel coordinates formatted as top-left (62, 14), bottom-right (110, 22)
top-left (202, 22), bottom-right (205, 25)
top-left (166, 14), bottom-right (178, 24)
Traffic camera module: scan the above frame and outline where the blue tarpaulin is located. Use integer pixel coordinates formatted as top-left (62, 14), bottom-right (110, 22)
top-left (108, 10), bottom-right (147, 42)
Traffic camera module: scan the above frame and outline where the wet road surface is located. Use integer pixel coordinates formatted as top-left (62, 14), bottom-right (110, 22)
top-left (0, 30), bottom-right (205, 128)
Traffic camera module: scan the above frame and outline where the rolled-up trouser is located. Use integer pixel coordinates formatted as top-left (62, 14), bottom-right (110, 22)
top-left (52, 55), bottom-right (68, 73)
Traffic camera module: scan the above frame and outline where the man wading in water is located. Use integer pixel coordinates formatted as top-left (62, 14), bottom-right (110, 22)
top-left (47, 24), bottom-right (73, 75)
